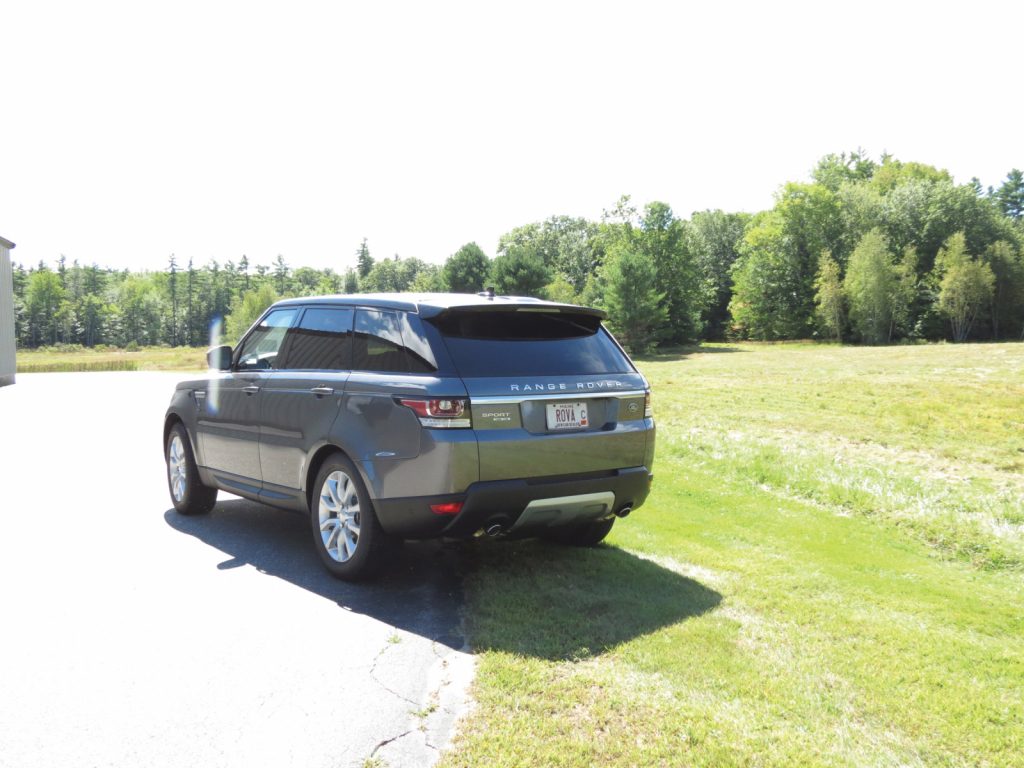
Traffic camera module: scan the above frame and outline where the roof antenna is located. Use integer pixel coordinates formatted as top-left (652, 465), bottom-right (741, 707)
top-left (482, 286), bottom-right (495, 299)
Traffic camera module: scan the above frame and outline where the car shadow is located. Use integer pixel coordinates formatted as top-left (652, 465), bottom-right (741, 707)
top-left (460, 538), bottom-right (722, 660)
top-left (165, 500), bottom-right (722, 660)
top-left (164, 498), bottom-right (468, 650)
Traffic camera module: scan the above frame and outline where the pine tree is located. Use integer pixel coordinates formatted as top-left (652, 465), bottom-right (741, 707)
top-left (167, 254), bottom-right (179, 346)
top-left (356, 238), bottom-right (374, 279)
top-left (273, 254), bottom-right (289, 295)
top-left (602, 245), bottom-right (666, 353)
top-left (186, 258), bottom-right (196, 346)
top-left (994, 169), bottom-right (1024, 220)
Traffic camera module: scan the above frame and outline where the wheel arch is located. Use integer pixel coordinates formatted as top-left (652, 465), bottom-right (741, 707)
top-left (163, 412), bottom-right (186, 453)
top-left (304, 443), bottom-right (362, 510)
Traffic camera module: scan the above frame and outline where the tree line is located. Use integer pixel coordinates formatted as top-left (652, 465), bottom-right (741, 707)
top-left (10, 152), bottom-right (1024, 353)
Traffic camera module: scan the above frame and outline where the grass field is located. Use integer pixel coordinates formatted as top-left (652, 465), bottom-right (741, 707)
top-left (440, 342), bottom-right (1024, 767)
top-left (15, 345), bottom-right (206, 372)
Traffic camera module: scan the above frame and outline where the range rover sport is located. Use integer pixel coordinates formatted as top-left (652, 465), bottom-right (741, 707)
top-left (163, 292), bottom-right (655, 579)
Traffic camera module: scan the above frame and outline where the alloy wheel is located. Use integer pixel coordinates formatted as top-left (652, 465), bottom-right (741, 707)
top-left (318, 470), bottom-right (361, 562)
top-left (168, 434), bottom-right (187, 502)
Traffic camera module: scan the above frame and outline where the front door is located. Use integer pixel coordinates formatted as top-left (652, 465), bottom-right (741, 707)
top-left (196, 307), bottom-right (299, 490)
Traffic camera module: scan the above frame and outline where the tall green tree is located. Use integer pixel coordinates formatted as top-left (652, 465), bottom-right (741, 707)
top-left (443, 243), bottom-right (490, 293)
top-left (870, 156), bottom-right (952, 193)
top-left (76, 294), bottom-right (108, 347)
top-left (982, 240), bottom-right (1024, 339)
top-left (315, 269), bottom-right (341, 295)
top-left (490, 251), bottom-right (550, 297)
top-left (225, 284), bottom-right (279, 341)
top-left (24, 268), bottom-right (66, 346)
top-left (114, 276), bottom-right (164, 346)
top-left (356, 238), bottom-right (374, 279)
top-left (342, 268), bottom-right (359, 294)
top-left (891, 246), bottom-right (920, 340)
top-left (166, 254), bottom-right (179, 345)
top-left (597, 197), bottom-right (705, 343)
top-left (812, 150), bottom-right (876, 192)
top-left (813, 251), bottom-right (845, 341)
top-left (362, 258), bottom-right (401, 292)
top-left (729, 214), bottom-right (812, 339)
top-left (690, 210), bottom-right (748, 339)
top-left (636, 201), bottom-right (704, 343)
top-left (602, 244), bottom-right (666, 354)
top-left (186, 258), bottom-right (196, 346)
top-left (844, 229), bottom-right (899, 344)
top-left (238, 255), bottom-right (251, 290)
top-left (497, 216), bottom-right (601, 293)
top-left (292, 267), bottom-right (321, 295)
top-left (994, 169), bottom-right (1024, 221)
top-left (543, 276), bottom-right (578, 304)
top-left (934, 232), bottom-right (996, 342)
top-left (272, 254), bottom-right (290, 295)
top-left (409, 263), bottom-right (445, 292)
top-left (396, 257), bottom-right (431, 291)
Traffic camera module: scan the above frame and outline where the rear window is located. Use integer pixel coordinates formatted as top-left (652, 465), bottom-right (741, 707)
top-left (431, 310), bottom-right (632, 377)
top-left (353, 309), bottom-right (435, 373)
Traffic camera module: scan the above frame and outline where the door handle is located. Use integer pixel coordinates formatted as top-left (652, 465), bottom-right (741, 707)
top-left (242, 385), bottom-right (260, 395)
top-left (310, 386), bottom-right (335, 397)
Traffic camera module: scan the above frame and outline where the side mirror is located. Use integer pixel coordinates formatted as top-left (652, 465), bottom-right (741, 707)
top-left (207, 345), bottom-right (233, 371)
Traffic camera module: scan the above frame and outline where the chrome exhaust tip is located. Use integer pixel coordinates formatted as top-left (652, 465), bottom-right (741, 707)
top-left (615, 504), bottom-right (633, 519)
top-left (484, 516), bottom-right (511, 537)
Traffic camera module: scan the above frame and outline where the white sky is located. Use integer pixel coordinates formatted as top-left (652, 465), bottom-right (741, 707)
top-left (1, 0), bottom-right (1021, 274)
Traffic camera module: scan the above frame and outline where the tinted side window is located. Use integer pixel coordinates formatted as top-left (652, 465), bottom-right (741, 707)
top-left (353, 310), bottom-right (435, 373)
top-left (236, 308), bottom-right (298, 370)
top-left (283, 308), bottom-right (354, 370)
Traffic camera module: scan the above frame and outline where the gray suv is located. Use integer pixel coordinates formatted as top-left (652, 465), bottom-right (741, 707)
top-left (164, 293), bottom-right (655, 579)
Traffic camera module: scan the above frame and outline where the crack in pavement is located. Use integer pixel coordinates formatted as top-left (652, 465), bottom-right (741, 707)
top-left (368, 631), bottom-right (420, 707)
top-left (369, 729), bottom-right (416, 759)
top-left (364, 632), bottom-right (475, 768)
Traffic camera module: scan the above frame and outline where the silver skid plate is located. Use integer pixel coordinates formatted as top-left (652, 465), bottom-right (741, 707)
top-left (509, 491), bottom-right (616, 532)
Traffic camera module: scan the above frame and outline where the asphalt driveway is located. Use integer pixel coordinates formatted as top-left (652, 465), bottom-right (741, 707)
top-left (0, 372), bottom-right (473, 768)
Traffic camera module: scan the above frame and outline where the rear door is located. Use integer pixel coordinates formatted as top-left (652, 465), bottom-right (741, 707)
top-left (430, 308), bottom-right (650, 481)
top-left (339, 309), bottom-right (439, 462)
top-left (257, 306), bottom-right (353, 493)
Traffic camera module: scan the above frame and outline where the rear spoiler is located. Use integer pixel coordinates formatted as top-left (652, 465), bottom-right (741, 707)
top-left (421, 301), bottom-right (607, 321)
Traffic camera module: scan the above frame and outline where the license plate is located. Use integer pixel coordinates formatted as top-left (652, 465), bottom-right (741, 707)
top-left (546, 402), bottom-right (589, 430)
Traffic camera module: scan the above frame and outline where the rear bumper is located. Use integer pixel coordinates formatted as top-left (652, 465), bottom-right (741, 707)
top-left (374, 466), bottom-right (653, 539)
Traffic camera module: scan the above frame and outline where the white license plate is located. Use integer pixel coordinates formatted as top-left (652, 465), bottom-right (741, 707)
top-left (545, 402), bottom-right (589, 430)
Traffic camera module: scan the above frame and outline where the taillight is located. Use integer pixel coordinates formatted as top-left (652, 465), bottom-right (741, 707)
top-left (430, 501), bottom-right (464, 515)
top-left (397, 398), bottom-right (472, 428)
top-left (644, 390), bottom-right (653, 418)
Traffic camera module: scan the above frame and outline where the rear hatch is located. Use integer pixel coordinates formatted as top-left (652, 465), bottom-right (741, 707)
top-left (429, 306), bottom-right (650, 481)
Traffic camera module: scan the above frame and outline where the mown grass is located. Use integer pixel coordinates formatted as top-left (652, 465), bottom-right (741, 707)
top-left (16, 345), bottom-right (207, 372)
top-left (644, 342), bottom-right (1024, 571)
top-left (441, 342), bottom-right (1024, 768)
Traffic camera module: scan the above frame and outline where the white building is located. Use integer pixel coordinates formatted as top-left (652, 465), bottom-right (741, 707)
top-left (0, 235), bottom-right (16, 386)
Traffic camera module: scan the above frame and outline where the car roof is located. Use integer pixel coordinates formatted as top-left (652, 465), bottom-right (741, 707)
top-left (271, 292), bottom-right (607, 319)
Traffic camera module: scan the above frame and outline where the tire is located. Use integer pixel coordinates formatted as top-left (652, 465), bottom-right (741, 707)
top-left (166, 422), bottom-right (217, 516)
top-left (310, 453), bottom-right (395, 580)
top-left (544, 517), bottom-right (615, 547)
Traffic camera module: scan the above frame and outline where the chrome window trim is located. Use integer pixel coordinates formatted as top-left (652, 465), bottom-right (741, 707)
top-left (470, 389), bottom-right (647, 405)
